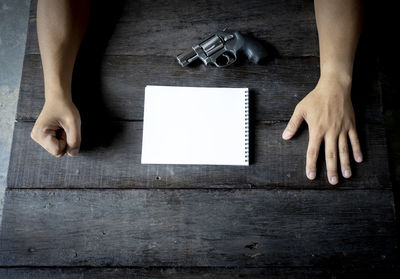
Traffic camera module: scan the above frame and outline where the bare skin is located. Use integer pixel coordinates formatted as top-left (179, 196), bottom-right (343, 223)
top-left (31, 0), bottom-right (90, 157)
top-left (282, 0), bottom-right (363, 185)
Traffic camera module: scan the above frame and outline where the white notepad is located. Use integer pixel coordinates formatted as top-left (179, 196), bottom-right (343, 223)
top-left (141, 85), bottom-right (249, 166)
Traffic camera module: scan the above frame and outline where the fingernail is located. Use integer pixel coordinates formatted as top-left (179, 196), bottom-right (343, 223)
top-left (330, 176), bottom-right (338, 184)
top-left (308, 171), bottom-right (316, 180)
top-left (68, 149), bottom-right (79, 157)
top-left (282, 130), bottom-right (292, 139)
top-left (344, 169), bottom-right (351, 178)
top-left (356, 156), bottom-right (363, 163)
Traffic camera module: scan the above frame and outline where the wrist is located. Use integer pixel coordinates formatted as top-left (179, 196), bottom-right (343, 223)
top-left (319, 71), bottom-right (353, 92)
top-left (315, 71), bottom-right (353, 98)
top-left (44, 83), bottom-right (73, 103)
top-left (320, 63), bottom-right (353, 88)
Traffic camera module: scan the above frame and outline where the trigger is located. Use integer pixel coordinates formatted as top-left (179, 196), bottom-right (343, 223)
top-left (215, 54), bottom-right (230, 67)
top-left (215, 52), bottom-right (236, 67)
top-left (224, 52), bottom-right (236, 65)
top-left (222, 54), bottom-right (230, 62)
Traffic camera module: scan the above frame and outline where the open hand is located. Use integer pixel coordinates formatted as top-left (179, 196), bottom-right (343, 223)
top-left (282, 76), bottom-right (363, 185)
top-left (31, 97), bottom-right (81, 158)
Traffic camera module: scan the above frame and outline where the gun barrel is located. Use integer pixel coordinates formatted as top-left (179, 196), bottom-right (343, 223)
top-left (177, 49), bottom-right (198, 67)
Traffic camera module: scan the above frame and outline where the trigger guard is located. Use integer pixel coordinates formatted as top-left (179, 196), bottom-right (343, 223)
top-left (215, 51), bottom-right (236, 67)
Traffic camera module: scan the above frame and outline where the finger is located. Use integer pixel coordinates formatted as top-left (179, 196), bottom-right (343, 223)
top-left (349, 129), bottom-right (363, 163)
top-left (31, 128), bottom-right (67, 157)
top-left (282, 105), bottom-right (303, 140)
top-left (63, 118), bottom-right (81, 157)
top-left (45, 133), bottom-right (67, 157)
top-left (325, 135), bottom-right (339, 185)
top-left (338, 133), bottom-right (351, 178)
top-left (306, 134), bottom-right (322, 180)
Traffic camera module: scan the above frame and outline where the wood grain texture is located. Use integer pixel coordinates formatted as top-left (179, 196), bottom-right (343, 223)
top-left (7, 121), bottom-right (391, 189)
top-left (0, 189), bottom-right (397, 267)
top-left (0, 267), bottom-right (322, 279)
top-left (26, 0), bottom-right (319, 57)
top-left (2, 267), bottom-right (399, 279)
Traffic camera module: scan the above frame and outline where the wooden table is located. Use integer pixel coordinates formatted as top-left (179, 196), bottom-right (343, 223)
top-left (1, 0), bottom-right (398, 277)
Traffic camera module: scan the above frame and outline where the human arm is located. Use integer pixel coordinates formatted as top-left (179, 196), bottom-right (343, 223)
top-left (282, 0), bottom-right (363, 185)
top-left (30, 0), bottom-right (90, 157)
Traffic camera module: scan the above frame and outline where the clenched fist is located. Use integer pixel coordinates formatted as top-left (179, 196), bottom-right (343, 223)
top-left (31, 97), bottom-right (81, 158)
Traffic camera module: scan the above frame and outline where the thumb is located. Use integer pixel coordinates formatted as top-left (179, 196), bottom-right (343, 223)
top-left (63, 119), bottom-right (81, 157)
top-left (282, 105), bottom-right (304, 140)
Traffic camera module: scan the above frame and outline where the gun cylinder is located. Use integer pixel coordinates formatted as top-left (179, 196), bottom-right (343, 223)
top-left (200, 35), bottom-right (224, 56)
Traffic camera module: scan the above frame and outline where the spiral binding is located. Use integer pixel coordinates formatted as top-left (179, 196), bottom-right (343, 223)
top-left (244, 90), bottom-right (249, 163)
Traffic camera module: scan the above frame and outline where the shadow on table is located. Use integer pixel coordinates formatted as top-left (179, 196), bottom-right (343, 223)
top-left (72, 0), bottom-right (126, 151)
top-left (352, 0), bottom-right (400, 230)
top-left (362, 1), bottom-right (400, 230)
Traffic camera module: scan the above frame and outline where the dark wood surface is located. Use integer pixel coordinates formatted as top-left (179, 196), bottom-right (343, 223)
top-left (4, 267), bottom-right (399, 279)
top-left (0, 189), bottom-right (397, 267)
top-left (1, 0), bottom-right (398, 277)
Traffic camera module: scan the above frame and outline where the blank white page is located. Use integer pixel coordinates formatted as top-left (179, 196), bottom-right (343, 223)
top-left (141, 85), bottom-right (249, 166)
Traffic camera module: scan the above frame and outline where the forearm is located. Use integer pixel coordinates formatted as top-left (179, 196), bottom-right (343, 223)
top-left (37, 0), bottom-right (90, 101)
top-left (314, 0), bottom-right (363, 84)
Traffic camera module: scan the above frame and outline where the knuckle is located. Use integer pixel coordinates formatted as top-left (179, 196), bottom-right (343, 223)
top-left (327, 151), bottom-right (337, 160)
top-left (313, 124), bottom-right (325, 134)
top-left (52, 148), bottom-right (64, 158)
top-left (64, 116), bottom-right (75, 125)
top-left (341, 163), bottom-right (351, 170)
top-left (318, 124), bottom-right (325, 131)
top-left (327, 167), bottom-right (337, 174)
top-left (64, 114), bottom-right (80, 125)
top-left (53, 152), bottom-right (63, 158)
top-left (50, 150), bottom-right (59, 157)
top-left (328, 127), bottom-right (340, 136)
top-left (353, 139), bottom-right (360, 147)
top-left (350, 131), bottom-right (360, 143)
top-left (296, 105), bottom-right (306, 117)
top-left (38, 125), bottom-right (49, 134)
top-left (30, 125), bottom-right (40, 138)
top-left (287, 120), bottom-right (297, 130)
top-left (30, 131), bottom-right (37, 141)
top-left (44, 143), bottom-right (62, 157)
top-left (69, 138), bottom-right (81, 147)
top-left (307, 148), bottom-right (319, 159)
top-left (339, 145), bottom-right (348, 154)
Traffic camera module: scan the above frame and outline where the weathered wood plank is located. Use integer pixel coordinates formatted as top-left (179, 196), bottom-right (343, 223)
top-left (0, 267), bottom-right (320, 279)
top-left (0, 189), bottom-right (397, 267)
top-left (16, 54), bottom-right (382, 123)
top-left (0, 268), bottom-right (325, 279)
top-left (26, 0), bottom-right (319, 57)
top-left (2, 266), bottom-right (399, 279)
top-left (7, 121), bottom-right (391, 189)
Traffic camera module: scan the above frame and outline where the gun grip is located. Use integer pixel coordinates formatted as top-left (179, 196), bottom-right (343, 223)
top-left (242, 36), bottom-right (269, 64)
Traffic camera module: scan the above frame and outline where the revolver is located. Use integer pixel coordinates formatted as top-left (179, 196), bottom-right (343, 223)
top-left (177, 30), bottom-right (269, 68)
